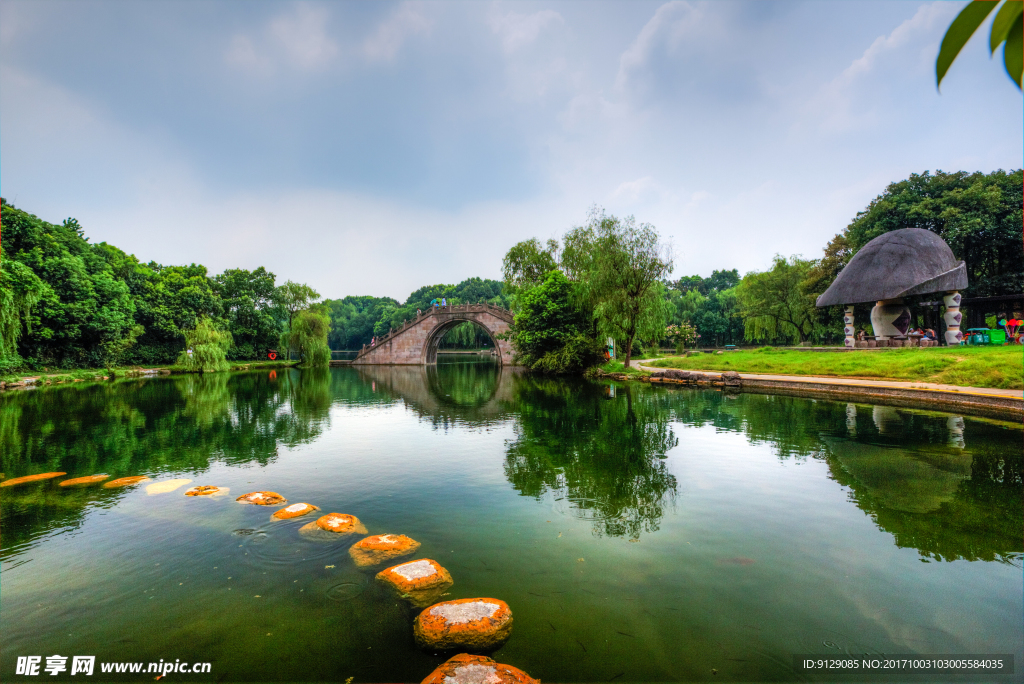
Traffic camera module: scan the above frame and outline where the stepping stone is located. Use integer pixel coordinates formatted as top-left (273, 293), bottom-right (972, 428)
top-left (414, 598), bottom-right (513, 652)
top-left (349, 534), bottom-right (421, 569)
top-left (184, 486), bottom-right (223, 496)
top-left (102, 476), bottom-right (151, 489)
top-left (420, 654), bottom-right (537, 684)
top-left (376, 559), bottom-right (453, 608)
top-left (59, 475), bottom-right (110, 487)
top-left (298, 513), bottom-right (367, 541)
top-left (236, 491), bottom-right (286, 506)
top-left (145, 479), bottom-right (192, 495)
top-left (0, 472), bottom-right (67, 487)
top-left (272, 503), bottom-right (319, 520)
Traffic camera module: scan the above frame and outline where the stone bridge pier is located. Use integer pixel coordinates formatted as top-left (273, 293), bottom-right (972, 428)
top-left (351, 304), bottom-right (515, 366)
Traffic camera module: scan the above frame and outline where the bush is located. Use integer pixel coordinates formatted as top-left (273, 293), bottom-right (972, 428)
top-left (175, 318), bottom-right (232, 372)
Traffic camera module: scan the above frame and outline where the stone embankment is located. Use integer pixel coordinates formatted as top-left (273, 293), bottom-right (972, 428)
top-left (621, 365), bottom-right (1023, 422)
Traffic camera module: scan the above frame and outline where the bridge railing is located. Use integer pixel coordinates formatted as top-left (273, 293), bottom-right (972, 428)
top-left (354, 303), bottom-right (514, 360)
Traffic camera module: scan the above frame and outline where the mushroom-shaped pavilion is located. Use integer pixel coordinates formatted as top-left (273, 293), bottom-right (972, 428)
top-left (816, 228), bottom-right (967, 346)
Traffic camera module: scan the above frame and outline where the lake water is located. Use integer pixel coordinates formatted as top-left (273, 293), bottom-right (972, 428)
top-left (1, 359), bottom-right (1021, 682)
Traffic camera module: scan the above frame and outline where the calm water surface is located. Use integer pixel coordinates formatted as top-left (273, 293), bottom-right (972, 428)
top-left (1, 359), bottom-right (1021, 682)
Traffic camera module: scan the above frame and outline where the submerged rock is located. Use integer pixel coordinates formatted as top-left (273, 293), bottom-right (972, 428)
top-left (272, 502), bottom-right (320, 520)
top-left (184, 486), bottom-right (223, 496)
top-left (414, 598), bottom-right (513, 652)
top-left (376, 558), bottom-right (454, 608)
top-left (102, 476), bottom-right (151, 489)
top-left (59, 474), bottom-right (110, 487)
top-left (145, 479), bottom-right (193, 495)
top-left (236, 491), bottom-right (287, 506)
top-left (0, 472), bottom-right (67, 487)
top-left (420, 654), bottom-right (538, 684)
top-left (349, 534), bottom-right (421, 569)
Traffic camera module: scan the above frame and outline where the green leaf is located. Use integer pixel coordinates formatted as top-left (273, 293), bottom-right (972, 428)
top-left (1003, 13), bottom-right (1023, 88)
top-left (937, 0), bottom-right (999, 88)
top-left (990, 0), bottom-right (1023, 53)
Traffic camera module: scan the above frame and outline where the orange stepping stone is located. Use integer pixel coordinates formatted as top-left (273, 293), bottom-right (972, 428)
top-left (185, 486), bottom-right (222, 496)
top-left (349, 534), bottom-right (421, 569)
top-left (236, 491), bottom-right (286, 505)
top-left (102, 476), bottom-right (151, 489)
top-left (316, 513), bottom-right (366, 533)
top-left (377, 559), bottom-right (454, 608)
top-left (420, 654), bottom-right (538, 684)
top-left (0, 472), bottom-right (67, 487)
top-left (59, 475), bottom-right (110, 487)
top-left (414, 598), bottom-right (513, 652)
top-left (298, 513), bottom-right (368, 540)
top-left (272, 503), bottom-right (319, 520)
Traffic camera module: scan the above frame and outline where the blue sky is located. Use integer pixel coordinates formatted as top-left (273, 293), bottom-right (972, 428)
top-left (1, 0), bottom-right (1020, 300)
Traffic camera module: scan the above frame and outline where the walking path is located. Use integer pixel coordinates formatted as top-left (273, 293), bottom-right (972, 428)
top-left (629, 359), bottom-right (1022, 420)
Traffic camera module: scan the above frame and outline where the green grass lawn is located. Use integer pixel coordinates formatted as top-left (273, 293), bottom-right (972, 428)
top-left (646, 346), bottom-right (1023, 390)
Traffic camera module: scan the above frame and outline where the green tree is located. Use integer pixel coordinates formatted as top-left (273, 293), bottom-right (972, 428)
top-left (937, 0), bottom-right (1022, 91)
top-left (585, 210), bottom-right (673, 367)
top-left (502, 239), bottom-right (559, 293)
top-left (176, 317), bottom-right (231, 372)
top-left (287, 309), bottom-right (331, 367)
top-left (213, 267), bottom-right (281, 359)
top-left (275, 280), bottom-right (321, 330)
top-left (506, 271), bottom-right (602, 374)
top-left (738, 256), bottom-right (818, 344)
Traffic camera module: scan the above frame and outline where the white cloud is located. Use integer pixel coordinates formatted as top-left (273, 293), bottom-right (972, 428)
top-left (362, 1), bottom-right (432, 62)
top-left (225, 2), bottom-right (338, 74)
top-left (615, 0), bottom-right (712, 93)
top-left (488, 8), bottom-right (563, 54)
top-left (804, 2), bottom-right (957, 132)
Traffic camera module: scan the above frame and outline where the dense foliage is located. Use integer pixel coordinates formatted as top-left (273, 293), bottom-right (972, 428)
top-left (504, 271), bottom-right (603, 373)
top-left (0, 201), bottom-right (311, 371)
top-left (663, 270), bottom-right (744, 347)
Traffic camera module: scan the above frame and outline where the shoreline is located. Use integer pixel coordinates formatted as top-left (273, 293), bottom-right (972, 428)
top-left (621, 362), bottom-right (1024, 422)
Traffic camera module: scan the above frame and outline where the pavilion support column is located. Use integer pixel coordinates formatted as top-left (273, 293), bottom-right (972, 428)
top-left (943, 291), bottom-right (963, 346)
top-left (843, 306), bottom-right (855, 348)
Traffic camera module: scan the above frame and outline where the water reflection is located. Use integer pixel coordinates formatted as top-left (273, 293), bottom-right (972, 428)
top-left (1, 365), bottom-right (1020, 568)
top-left (503, 376), bottom-right (679, 539)
top-left (0, 370), bottom-right (334, 555)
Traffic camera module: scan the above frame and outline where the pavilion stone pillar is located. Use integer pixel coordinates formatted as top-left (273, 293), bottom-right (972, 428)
top-left (843, 306), bottom-right (855, 347)
top-left (870, 299), bottom-right (911, 340)
top-left (943, 292), bottom-right (962, 346)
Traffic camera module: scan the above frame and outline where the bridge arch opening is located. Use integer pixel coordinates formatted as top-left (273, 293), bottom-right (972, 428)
top-left (425, 319), bottom-right (502, 364)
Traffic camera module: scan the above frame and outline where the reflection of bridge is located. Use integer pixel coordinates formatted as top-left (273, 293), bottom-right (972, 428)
top-left (352, 364), bottom-right (519, 422)
top-left (349, 304), bottom-right (515, 366)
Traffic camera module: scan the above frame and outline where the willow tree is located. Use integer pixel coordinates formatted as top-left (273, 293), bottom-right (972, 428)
top-left (585, 210), bottom-right (673, 368)
top-left (288, 309), bottom-right (330, 368)
top-left (737, 256), bottom-right (818, 344)
top-left (0, 249), bottom-right (48, 372)
top-left (176, 317), bottom-right (232, 372)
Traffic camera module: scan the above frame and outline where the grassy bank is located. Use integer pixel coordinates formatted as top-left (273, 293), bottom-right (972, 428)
top-left (646, 346), bottom-right (1023, 390)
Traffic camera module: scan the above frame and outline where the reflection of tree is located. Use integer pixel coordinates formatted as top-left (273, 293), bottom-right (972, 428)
top-left (0, 370), bottom-right (333, 553)
top-left (503, 377), bottom-right (678, 538)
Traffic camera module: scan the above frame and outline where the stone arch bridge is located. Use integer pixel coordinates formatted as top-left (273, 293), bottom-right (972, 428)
top-left (349, 303), bottom-right (514, 365)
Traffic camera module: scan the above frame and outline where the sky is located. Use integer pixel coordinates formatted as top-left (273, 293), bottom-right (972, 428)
top-left (1, 0), bottom-right (1021, 301)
